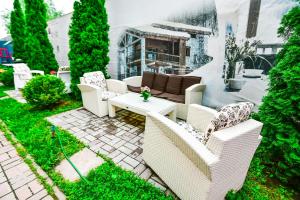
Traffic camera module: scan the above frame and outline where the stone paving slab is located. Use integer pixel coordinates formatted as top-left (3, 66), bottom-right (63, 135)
top-left (0, 132), bottom-right (53, 200)
top-left (55, 148), bottom-right (105, 182)
top-left (4, 90), bottom-right (26, 103)
top-left (47, 108), bottom-right (177, 197)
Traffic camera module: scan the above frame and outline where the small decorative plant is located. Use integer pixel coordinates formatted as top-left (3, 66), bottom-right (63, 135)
top-left (141, 86), bottom-right (151, 102)
top-left (23, 75), bottom-right (66, 108)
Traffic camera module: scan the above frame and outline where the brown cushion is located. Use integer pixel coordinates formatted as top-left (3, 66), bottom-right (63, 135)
top-left (166, 75), bottom-right (182, 95)
top-left (180, 76), bottom-right (201, 95)
top-left (142, 71), bottom-right (155, 88)
top-left (152, 73), bottom-right (169, 92)
top-left (151, 89), bottom-right (163, 96)
top-left (158, 93), bottom-right (185, 103)
top-left (127, 85), bottom-right (140, 93)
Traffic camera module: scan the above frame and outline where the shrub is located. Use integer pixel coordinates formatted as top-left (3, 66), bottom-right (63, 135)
top-left (10, 0), bottom-right (27, 61)
top-left (23, 75), bottom-right (66, 108)
top-left (24, 0), bottom-right (58, 73)
top-left (0, 66), bottom-right (14, 86)
top-left (257, 3), bottom-right (300, 189)
top-left (68, 0), bottom-right (110, 99)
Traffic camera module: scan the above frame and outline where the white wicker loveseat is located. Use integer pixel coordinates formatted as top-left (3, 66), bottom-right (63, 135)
top-left (13, 63), bottom-right (44, 90)
top-left (123, 72), bottom-right (206, 120)
top-left (143, 104), bottom-right (263, 200)
top-left (78, 71), bottom-right (127, 117)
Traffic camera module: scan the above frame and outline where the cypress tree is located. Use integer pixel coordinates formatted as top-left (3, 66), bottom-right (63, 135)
top-left (24, 0), bottom-right (58, 73)
top-left (257, 4), bottom-right (300, 187)
top-left (69, 0), bottom-right (110, 99)
top-left (10, 0), bottom-right (27, 61)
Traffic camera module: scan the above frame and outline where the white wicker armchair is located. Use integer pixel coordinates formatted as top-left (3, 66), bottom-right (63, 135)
top-left (123, 76), bottom-right (206, 120)
top-left (143, 104), bottom-right (262, 200)
top-left (78, 71), bottom-right (127, 117)
top-left (13, 64), bottom-right (44, 90)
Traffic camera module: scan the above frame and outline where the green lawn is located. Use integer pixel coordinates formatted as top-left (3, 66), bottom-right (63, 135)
top-left (0, 98), bottom-right (172, 200)
top-left (0, 85), bottom-right (14, 97)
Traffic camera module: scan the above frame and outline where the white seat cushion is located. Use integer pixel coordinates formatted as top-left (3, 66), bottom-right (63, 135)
top-left (177, 120), bottom-right (204, 143)
top-left (101, 91), bottom-right (120, 101)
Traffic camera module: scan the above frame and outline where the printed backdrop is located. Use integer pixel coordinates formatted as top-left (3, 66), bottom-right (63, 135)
top-left (47, 0), bottom-right (295, 108)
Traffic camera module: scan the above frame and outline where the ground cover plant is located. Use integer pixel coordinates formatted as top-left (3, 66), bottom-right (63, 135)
top-left (0, 85), bottom-right (13, 97)
top-left (0, 98), bottom-right (172, 199)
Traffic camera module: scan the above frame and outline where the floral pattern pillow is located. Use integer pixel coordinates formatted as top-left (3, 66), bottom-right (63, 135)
top-left (177, 120), bottom-right (204, 143)
top-left (82, 71), bottom-right (107, 91)
top-left (203, 102), bottom-right (254, 144)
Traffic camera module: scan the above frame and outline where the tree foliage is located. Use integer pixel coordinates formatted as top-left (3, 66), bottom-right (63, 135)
top-left (24, 0), bottom-right (58, 73)
top-left (10, 0), bottom-right (27, 61)
top-left (257, 3), bottom-right (300, 188)
top-left (68, 0), bottom-right (110, 99)
top-left (45, 0), bottom-right (62, 21)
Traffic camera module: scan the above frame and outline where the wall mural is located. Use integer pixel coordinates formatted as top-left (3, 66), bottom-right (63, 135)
top-left (47, 0), bottom-right (295, 109)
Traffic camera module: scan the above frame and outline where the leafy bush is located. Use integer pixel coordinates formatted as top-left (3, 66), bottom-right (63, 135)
top-left (68, 0), bottom-right (110, 99)
top-left (0, 66), bottom-right (14, 86)
top-left (23, 75), bottom-right (66, 108)
top-left (10, 0), bottom-right (27, 61)
top-left (257, 3), bottom-right (300, 188)
top-left (24, 0), bottom-right (58, 73)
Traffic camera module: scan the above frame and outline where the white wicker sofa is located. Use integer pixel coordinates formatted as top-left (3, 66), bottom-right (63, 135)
top-left (143, 104), bottom-right (262, 200)
top-left (13, 63), bottom-right (44, 90)
top-left (123, 72), bottom-right (206, 120)
top-left (78, 71), bottom-right (127, 117)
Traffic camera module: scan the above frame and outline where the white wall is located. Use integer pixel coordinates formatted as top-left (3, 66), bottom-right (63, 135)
top-left (47, 13), bottom-right (72, 67)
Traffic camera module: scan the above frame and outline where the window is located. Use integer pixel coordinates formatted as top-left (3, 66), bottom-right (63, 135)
top-left (186, 47), bottom-right (191, 57)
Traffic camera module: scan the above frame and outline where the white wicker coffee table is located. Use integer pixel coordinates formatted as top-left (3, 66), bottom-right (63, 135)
top-left (108, 93), bottom-right (177, 121)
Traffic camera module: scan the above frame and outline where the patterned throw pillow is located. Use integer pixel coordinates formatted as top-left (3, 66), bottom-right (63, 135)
top-left (177, 121), bottom-right (204, 143)
top-left (202, 102), bottom-right (254, 144)
top-left (82, 71), bottom-right (107, 91)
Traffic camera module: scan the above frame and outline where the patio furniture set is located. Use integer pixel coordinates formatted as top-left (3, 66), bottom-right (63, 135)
top-left (77, 71), bottom-right (263, 200)
top-left (10, 65), bottom-right (263, 199)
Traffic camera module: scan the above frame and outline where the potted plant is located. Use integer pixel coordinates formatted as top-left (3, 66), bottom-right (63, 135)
top-left (141, 86), bottom-right (151, 102)
top-left (224, 36), bottom-right (258, 90)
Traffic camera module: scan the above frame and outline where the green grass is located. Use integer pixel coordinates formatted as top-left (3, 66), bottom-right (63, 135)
top-left (0, 85), bottom-right (13, 97)
top-left (0, 98), bottom-right (172, 200)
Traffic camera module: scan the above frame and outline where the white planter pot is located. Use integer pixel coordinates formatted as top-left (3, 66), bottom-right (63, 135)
top-left (228, 78), bottom-right (246, 90)
top-left (57, 71), bottom-right (71, 93)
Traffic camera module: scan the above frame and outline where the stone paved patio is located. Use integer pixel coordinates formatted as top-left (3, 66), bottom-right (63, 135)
top-left (47, 108), bottom-right (175, 194)
top-left (0, 132), bottom-right (52, 200)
